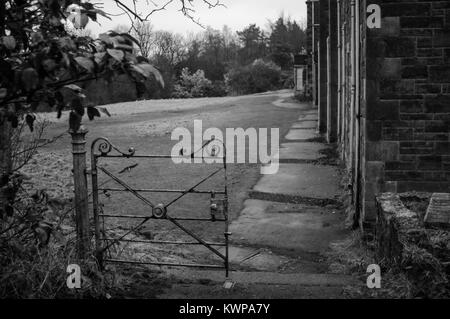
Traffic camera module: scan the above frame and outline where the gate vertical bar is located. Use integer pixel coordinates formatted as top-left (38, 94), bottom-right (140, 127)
top-left (70, 127), bottom-right (90, 259)
top-left (224, 199), bottom-right (230, 277)
top-left (91, 152), bottom-right (101, 254)
top-left (223, 148), bottom-right (230, 277)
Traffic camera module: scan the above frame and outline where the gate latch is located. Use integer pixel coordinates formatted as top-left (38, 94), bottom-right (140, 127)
top-left (210, 193), bottom-right (225, 221)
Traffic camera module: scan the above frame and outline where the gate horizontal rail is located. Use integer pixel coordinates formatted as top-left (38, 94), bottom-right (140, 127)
top-left (104, 259), bottom-right (225, 269)
top-left (98, 155), bottom-right (224, 160)
top-left (100, 214), bottom-right (227, 222)
top-left (99, 188), bottom-right (226, 195)
top-left (104, 238), bottom-right (227, 246)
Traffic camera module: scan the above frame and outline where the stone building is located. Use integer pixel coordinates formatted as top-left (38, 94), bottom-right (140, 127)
top-left (306, 0), bottom-right (450, 230)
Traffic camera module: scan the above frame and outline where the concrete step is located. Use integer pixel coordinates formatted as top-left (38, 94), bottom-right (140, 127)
top-left (292, 121), bottom-right (317, 129)
top-left (163, 268), bottom-right (357, 287)
top-left (279, 142), bottom-right (329, 161)
top-left (253, 163), bottom-right (341, 200)
top-left (299, 114), bottom-right (319, 121)
top-left (157, 282), bottom-right (349, 299)
top-left (285, 129), bottom-right (321, 141)
top-left (230, 199), bottom-right (347, 253)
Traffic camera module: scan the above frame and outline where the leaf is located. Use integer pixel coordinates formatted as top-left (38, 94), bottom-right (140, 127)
top-left (71, 97), bottom-right (84, 116)
top-left (59, 37), bottom-right (76, 50)
top-left (106, 49), bottom-right (124, 62)
top-left (30, 101), bottom-right (39, 111)
top-left (92, 8), bottom-right (112, 20)
top-left (35, 221), bottom-right (53, 246)
top-left (98, 33), bottom-right (114, 46)
top-left (66, 5), bottom-right (89, 29)
top-left (57, 105), bottom-right (64, 118)
top-left (1, 36), bottom-right (16, 50)
top-left (47, 95), bottom-right (56, 108)
top-left (98, 107), bottom-right (111, 117)
top-left (120, 33), bottom-right (140, 47)
top-left (42, 59), bottom-right (57, 73)
top-left (74, 14), bottom-right (89, 29)
top-left (87, 106), bottom-right (101, 121)
top-left (21, 68), bottom-right (39, 92)
top-left (64, 84), bottom-right (83, 92)
top-left (94, 52), bottom-right (106, 64)
top-left (125, 52), bottom-right (137, 64)
top-left (136, 55), bottom-right (150, 63)
top-left (106, 30), bottom-right (120, 37)
top-left (75, 56), bottom-right (94, 72)
top-left (30, 32), bottom-right (44, 46)
top-left (25, 114), bottom-right (36, 132)
top-left (5, 205), bottom-right (13, 217)
top-left (0, 88), bottom-right (6, 99)
top-left (132, 64), bottom-right (165, 88)
top-left (113, 43), bottom-right (133, 52)
top-left (136, 56), bottom-right (149, 63)
top-left (8, 114), bottom-right (18, 128)
top-left (69, 111), bottom-right (82, 132)
top-left (61, 52), bottom-right (71, 68)
top-left (0, 59), bottom-right (13, 82)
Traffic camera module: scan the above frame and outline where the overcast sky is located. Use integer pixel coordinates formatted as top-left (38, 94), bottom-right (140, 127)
top-left (84, 0), bottom-right (307, 36)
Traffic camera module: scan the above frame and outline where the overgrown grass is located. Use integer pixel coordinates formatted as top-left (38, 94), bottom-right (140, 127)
top-left (0, 185), bottom-right (111, 299)
top-left (0, 184), bottom-right (172, 299)
top-left (327, 229), bottom-right (450, 299)
top-left (0, 239), bottom-right (109, 298)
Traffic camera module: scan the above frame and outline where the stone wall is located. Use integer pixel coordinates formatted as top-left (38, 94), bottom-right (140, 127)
top-left (365, 0), bottom-right (450, 222)
top-left (376, 192), bottom-right (449, 298)
top-left (307, 0), bottom-right (450, 228)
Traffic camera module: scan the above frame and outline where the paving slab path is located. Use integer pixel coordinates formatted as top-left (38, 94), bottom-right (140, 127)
top-left (157, 93), bottom-right (358, 298)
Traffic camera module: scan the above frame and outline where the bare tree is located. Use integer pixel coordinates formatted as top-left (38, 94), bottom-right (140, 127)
top-left (112, 0), bottom-right (226, 28)
top-left (131, 21), bottom-right (156, 58)
top-left (152, 31), bottom-right (186, 66)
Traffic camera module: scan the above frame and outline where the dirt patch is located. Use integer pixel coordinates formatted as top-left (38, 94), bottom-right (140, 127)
top-left (315, 144), bottom-right (340, 166)
top-left (104, 265), bottom-right (173, 299)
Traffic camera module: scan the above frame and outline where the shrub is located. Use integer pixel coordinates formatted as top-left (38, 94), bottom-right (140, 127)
top-left (172, 68), bottom-right (214, 98)
top-left (0, 188), bottom-right (109, 298)
top-left (281, 70), bottom-right (295, 89)
top-left (225, 59), bottom-right (282, 95)
top-left (209, 81), bottom-right (228, 97)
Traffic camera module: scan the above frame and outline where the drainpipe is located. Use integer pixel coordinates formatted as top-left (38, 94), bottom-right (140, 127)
top-left (354, 0), bottom-right (362, 228)
top-left (337, 0), bottom-right (341, 143)
top-left (311, 1), bottom-right (317, 107)
top-left (341, 22), bottom-right (346, 161)
top-left (350, 0), bottom-right (356, 191)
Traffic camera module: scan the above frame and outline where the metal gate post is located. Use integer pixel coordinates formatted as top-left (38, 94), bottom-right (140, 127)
top-left (90, 144), bottom-right (102, 266)
top-left (70, 127), bottom-right (90, 259)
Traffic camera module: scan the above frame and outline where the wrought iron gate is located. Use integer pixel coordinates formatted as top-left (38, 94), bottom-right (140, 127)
top-left (90, 137), bottom-right (230, 276)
